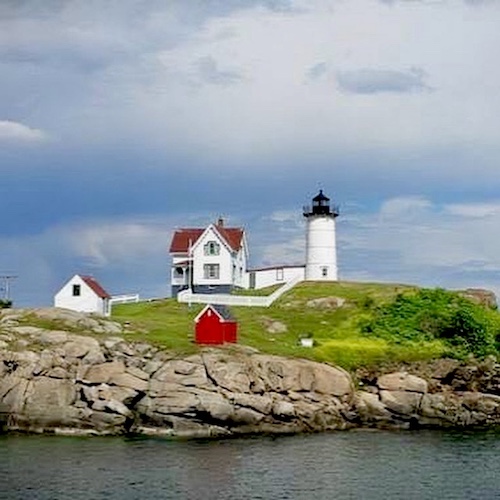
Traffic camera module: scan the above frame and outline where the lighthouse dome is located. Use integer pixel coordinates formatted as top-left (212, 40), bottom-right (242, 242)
top-left (303, 189), bottom-right (339, 217)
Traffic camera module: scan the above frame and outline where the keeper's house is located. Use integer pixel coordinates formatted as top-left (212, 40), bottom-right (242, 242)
top-left (169, 218), bottom-right (248, 296)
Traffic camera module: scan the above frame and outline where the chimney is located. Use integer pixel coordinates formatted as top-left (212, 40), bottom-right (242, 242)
top-left (217, 216), bottom-right (224, 227)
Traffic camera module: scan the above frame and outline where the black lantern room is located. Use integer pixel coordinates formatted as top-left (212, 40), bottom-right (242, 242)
top-left (303, 190), bottom-right (339, 218)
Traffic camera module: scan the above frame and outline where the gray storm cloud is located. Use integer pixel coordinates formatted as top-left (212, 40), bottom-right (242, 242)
top-left (336, 67), bottom-right (430, 94)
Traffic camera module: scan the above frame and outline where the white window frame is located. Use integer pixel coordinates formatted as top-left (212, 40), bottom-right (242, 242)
top-left (276, 268), bottom-right (284, 281)
top-left (204, 264), bottom-right (220, 279)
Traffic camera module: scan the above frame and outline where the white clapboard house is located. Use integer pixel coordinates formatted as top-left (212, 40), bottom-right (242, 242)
top-left (169, 218), bottom-right (248, 296)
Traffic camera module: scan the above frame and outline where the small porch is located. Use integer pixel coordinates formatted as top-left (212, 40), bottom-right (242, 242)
top-left (171, 260), bottom-right (192, 296)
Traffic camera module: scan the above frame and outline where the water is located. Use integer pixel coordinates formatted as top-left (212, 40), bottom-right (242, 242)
top-left (1, 430), bottom-right (500, 500)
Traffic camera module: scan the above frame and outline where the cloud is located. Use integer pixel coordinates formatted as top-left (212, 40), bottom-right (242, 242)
top-left (65, 220), bottom-right (169, 267)
top-left (379, 196), bottom-right (433, 219)
top-left (336, 67), bottom-right (430, 94)
top-left (444, 203), bottom-right (500, 218)
top-left (339, 197), bottom-right (500, 298)
top-left (196, 56), bottom-right (243, 85)
top-left (0, 216), bottom-right (176, 306)
top-left (249, 210), bottom-right (306, 267)
top-left (2, 0), bottom-right (500, 176)
top-left (462, 0), bottom-right (495, 5)
top-left (377, 0), bottom-right (428, 5)
top-left (265, 210), bottom-right (302, 224)
top-left (0, 120), bottom-right (47, 142)
top-left (307, 62), bottom-right (327, 81)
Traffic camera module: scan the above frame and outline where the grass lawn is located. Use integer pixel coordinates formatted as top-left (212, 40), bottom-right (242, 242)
top-left (111, 281), bottom-right (448, 370)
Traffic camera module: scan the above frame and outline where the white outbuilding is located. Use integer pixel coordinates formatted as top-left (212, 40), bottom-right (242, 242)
top-left (54, 274), bottom-right (111, 316)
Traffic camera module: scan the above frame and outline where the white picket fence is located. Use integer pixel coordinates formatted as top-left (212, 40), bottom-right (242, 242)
top-left (177, 275), bottom-right (302, 307)
top-left (110, 293), bottom-right (140, 305)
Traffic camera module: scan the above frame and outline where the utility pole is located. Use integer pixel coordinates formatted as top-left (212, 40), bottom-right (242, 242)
top-left (0, 275), bottom-right (17, 302)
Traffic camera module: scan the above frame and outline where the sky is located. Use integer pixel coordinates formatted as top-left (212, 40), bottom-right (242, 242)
top-left (2, 0), bottom-right (500, 306)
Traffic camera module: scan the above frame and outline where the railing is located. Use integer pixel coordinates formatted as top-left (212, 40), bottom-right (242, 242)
top-left (303, 204), bottom-right (340, 217)
top-left (177, 275), bottom-right (303, 307)
top-left (110, 294), bottom-right (140, 305)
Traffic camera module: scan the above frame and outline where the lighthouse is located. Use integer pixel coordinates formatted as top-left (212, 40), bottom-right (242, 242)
top-left (303, 189), bottom-right (339, 281)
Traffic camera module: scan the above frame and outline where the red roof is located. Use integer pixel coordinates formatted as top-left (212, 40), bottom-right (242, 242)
top-left (169, 226), bottom-right (244, 253)
top-left (81, 275), bottom-right (111, 299)
top-left (214, 226), bottom-right (244, 252)
top-left (169, 229), bottom-right (204, 253)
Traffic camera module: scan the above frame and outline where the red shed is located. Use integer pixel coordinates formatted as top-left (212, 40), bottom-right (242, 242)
top-left (194, 304), bottom-right (238, 344)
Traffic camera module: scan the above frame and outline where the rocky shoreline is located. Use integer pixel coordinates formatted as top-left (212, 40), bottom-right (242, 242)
top-left (2, 308), bottom-right (500, 437)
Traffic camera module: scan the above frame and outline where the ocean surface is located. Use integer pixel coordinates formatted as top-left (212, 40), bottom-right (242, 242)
top-left (1, 429), bottom-right (500, 500)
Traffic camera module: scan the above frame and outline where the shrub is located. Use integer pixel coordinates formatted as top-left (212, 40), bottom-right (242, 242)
top-left (361, 288), bottom-right (500, 358)
top-left (0, 299), bottom-right (12, 309)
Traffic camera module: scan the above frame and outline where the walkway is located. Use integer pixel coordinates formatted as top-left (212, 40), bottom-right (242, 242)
top-left (177, 275), bottom-right (302, 307)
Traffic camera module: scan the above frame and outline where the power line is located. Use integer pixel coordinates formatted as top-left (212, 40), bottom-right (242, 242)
top-left (0, 275), bottom-right (17, 301)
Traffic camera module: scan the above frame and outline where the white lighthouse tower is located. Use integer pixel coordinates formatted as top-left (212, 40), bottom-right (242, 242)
top-left (303, 189), bottom-right (339, 281)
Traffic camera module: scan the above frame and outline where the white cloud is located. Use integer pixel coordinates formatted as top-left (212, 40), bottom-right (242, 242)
top-left (444, 203), bottom-right (500, 218)
top-left (0, 120), bottom-right (47, 142)
top-left (0, 216), bottom-right (177, 306)
top-left (3, 0), bottom-right (500, 177)
top-left (125, 0), bottom-right (500, 169)
top-left (340, 196), bottom-right (500, 298)
top-left (65, 220), bottom-right (169, 267)
top-left (378, 196), bottom-right (433, 219)
top-left (265, 210), bottom-right (302, 224)
top-left (196, 56), bottom-right (243, 85)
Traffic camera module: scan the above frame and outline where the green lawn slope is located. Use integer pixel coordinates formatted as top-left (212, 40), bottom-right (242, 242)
top-left (112, 281), bottom-right (500, 371)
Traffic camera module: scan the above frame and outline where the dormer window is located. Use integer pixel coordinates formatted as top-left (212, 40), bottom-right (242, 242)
top-left (204, 241), bottom-right (220, 256)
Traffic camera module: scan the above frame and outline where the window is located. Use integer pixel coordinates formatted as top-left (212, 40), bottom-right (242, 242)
top-left (72, 284), bottom-right (81, 296)
top-left (204, 264), bottom-right (220, 279)
top-left (276, 268), bottom-right (284, 281)
top-left (204, 241), bottom-right (220, 256)
top-left (321, 267), bottom-right (328, 277)
top-left (174, 267), bottom-right (184, 277)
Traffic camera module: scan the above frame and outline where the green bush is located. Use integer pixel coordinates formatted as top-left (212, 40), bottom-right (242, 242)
top-left (0, 299), bottom-right (12, 309)
top-left (361, 288), bottom-right (500, 358)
